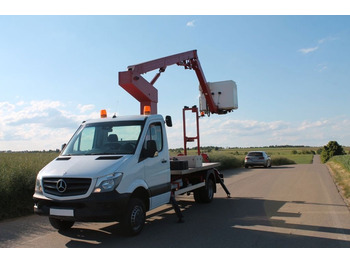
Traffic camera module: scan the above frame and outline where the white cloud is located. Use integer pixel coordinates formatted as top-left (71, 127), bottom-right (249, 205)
top-left (1, 100), bottom-right (350, 151)
top-left (186, 20), bottom-right (195, 27)
top-left (0, 100), bottom-right (99, 151)
top-left (298, 46), bottom-right (319, 54)
top-left (166, 116), bottom-right (350, 149)
top-left (318, 36), bottom-right (337, 44)
top-left (77, 104), bottom-right (95, 113)
top-left (297, 120), bottom-right (329, 131)
top-left (298, 35), bottom-right (337, 55)
top-left (317, 63), bottom-right (328, 72)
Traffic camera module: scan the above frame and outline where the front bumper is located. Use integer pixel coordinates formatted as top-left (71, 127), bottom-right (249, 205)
top-left (33, 191), bottom-right (131, 222)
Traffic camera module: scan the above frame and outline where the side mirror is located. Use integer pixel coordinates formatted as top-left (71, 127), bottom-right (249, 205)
top-left (165, 115), bottom-right (172, 127)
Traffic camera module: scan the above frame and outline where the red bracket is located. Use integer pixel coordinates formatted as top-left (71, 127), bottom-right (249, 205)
top-left (118, 50), bottom-right (218, 115)
top-left (182, 106), bottom-right (200, 156)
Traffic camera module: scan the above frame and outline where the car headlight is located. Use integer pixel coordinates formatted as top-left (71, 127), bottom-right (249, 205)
top-left (94, 172), bottom-right (123, 193)
top-left (35, 178), bottom-right (43, 194)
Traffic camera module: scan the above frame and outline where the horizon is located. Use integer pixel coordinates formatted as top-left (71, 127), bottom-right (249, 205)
top-left (2, 144), bottom-right (349, 153)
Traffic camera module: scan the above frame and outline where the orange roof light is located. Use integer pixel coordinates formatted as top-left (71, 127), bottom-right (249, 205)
top-left (143, 105), bottom-right (151, 115)
top-left (100, 109), bottom-right (107, 118)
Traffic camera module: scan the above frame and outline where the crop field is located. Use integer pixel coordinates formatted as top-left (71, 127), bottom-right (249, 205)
top-left (0, 152), bottom-right (59, 220)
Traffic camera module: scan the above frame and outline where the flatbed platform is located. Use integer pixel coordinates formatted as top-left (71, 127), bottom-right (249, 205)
top-left (170, 162), bottom-right (220, 175)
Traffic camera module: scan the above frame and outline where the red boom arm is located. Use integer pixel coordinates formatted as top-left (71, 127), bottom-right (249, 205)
top-left (118, 50), bottom-right (218, 115)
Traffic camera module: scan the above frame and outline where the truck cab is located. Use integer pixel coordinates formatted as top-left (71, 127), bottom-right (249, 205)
top-left (33, 114), bottom-right (172, 235)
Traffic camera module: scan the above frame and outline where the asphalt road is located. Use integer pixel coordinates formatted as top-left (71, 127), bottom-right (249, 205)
top-left (2, 155), bottom-right (350, 248)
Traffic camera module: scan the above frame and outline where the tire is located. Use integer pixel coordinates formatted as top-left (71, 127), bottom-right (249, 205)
top-left (49, 217), bottom-right (74, 230)
top-left (193, 189), bottom-right (202, 203)
top-left (194, 178), bottom-right (215, 203)
top-left (121, 198), bottom-right (146, 236)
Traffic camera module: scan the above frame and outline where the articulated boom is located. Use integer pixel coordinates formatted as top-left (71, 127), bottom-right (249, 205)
top-left (118, 50), bottom-right (219, 115)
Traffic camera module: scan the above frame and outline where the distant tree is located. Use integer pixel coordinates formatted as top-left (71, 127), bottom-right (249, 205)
top-left (316, 148), bottom-right (323, 155)
top-left (320, 141), bottom-right (345, 163)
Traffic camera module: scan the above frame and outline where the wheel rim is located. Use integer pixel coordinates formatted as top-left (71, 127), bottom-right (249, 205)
top-left (208, 180), bottom-right (214, 199)
top-left (130, 205), bottom-right (144, 232)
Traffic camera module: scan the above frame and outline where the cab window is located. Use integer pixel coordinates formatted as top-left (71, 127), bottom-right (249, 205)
top-left (143, 122), bottom-right (163, 152)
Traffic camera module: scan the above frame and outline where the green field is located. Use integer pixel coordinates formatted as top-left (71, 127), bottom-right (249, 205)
top-left (170, 146), bottom-right (317, 167)
top-left (0, 152), bottom-right (58, 220)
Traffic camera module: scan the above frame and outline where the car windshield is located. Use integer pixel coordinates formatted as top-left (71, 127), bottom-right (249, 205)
top-left (62, 121), bottom-right (144, 156)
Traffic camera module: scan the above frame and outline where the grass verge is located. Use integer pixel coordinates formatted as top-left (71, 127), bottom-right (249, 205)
top-left (208, 153), bottom-right (244, 170)
top-left (271, 157), bottom-right (296, 166)
top-left (327, 155), bottom-right (350, 202)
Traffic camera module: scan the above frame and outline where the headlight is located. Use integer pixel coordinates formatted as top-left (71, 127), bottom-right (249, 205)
top-left (94, 172), bottom-right (123, 193)
top-left (35, 178), bottom-right (43, 193)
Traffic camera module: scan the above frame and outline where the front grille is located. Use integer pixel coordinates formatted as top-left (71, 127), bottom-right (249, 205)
top-left (43, 177), bottom-right (92, 197)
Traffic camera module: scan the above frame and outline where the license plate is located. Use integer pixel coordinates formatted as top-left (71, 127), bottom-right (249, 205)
top-left (50, 208), bottom-right (74, 217)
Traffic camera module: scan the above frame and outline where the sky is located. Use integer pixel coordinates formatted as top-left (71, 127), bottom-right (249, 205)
top-left (1, 10), bottom-right (350, 151)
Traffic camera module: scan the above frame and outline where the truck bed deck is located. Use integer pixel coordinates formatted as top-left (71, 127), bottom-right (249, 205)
top-left (170, 162), bottom-right (220, 175)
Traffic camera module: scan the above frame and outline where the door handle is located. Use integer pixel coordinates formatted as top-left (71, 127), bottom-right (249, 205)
top-left (161, 159), bottom-right (167, 163)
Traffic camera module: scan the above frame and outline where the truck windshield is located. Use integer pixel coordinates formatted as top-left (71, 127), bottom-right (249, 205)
top-left (62, 121), bottom-right (144, 156)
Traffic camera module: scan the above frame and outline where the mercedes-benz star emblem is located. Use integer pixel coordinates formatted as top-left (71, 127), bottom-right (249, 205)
top-left (56, 179), bottom-right (67, 193)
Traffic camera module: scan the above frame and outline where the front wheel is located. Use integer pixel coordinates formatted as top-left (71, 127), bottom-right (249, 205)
top-left (121, 198), bottom-right (146, 236)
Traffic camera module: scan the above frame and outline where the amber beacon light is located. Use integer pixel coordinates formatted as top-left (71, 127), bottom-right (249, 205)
top-left (143, 106), bottom-right (151, 115)
top-left (100, 109), bottom-right (107, 118)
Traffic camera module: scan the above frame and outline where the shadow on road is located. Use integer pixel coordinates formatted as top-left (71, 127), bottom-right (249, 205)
top-left (58, 196), bottom-right (350, 248)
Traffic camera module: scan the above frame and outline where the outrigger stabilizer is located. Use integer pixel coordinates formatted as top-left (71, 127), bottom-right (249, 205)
top-left (169, 170), bottom-right (231, 223)
top-left (214, 169), bottom-right (231, 198)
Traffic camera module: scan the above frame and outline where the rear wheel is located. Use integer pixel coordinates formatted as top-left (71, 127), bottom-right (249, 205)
top-left (49, 218), bottom-right (74, 230)
top-left (194, 178), bottom-right (215, 203)
top-left (121, 198), bottom-right (146, 236)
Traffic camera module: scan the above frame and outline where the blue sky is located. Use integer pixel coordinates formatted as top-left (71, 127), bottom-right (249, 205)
top-left (1, 15), bottom-right (350, 151)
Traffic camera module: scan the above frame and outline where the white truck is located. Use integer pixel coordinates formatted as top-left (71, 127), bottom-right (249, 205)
top-left (33, 50), bottom-right (237, 235)
top-left (34, 113), bottom-right (228, 235)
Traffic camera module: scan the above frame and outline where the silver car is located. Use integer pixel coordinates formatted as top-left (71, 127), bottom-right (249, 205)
top-left (244, 151), bottom-right (271, 168)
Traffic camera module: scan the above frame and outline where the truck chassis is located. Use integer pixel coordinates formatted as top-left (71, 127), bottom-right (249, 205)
top-left (169, 162), bottom-right (230, 222)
